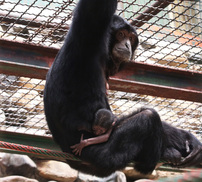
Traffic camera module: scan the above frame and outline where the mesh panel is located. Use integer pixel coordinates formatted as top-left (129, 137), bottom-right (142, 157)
top-left (0, 0), bottom-right (201, 140)
top-left (0, 74), bottom-right (201, 140)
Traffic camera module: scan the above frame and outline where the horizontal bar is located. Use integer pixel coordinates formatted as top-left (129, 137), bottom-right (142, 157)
top-left (0, 39), bottom-right (201, 103)
top-left (0, 60), bottom-right (48, 79)
top-left (109, 77), bottom-right (202, 103)
top-left (0, 130), bottom-right (70, 162)
top-left (0, 130), bottom-right (194, 173)
top-left (0, 130), bottom-right (59, 149)
top-left (0, 39), bottom-right (57, 67)
top-left (109, 62), bottom-right (202, 102)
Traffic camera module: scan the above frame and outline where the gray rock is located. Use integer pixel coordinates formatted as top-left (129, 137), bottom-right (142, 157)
top-left (0, 74), bottom-right (18, 90)
top-left (10, 89), bottom-right (43, 111)
top-left (13, 24), bottom-right (29, 38)
top-left (0, 109), bottom-right (5, 123)
top-left (76, 171), bottom-right (126, 182)
top-left (140, 40), bottom-right (156, 50)
top-left (0, 153), bottom-right (37, 178)
top-left (4, 107), bottom-right (27, 125)
top-left (0, 176), bottom-right (38, 182)
top-left (187, 53), bottom-right (202, 64)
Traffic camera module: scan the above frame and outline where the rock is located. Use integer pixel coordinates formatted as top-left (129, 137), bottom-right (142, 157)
top-left (0, 22), bottom-right (29, 38)
top-left (0, 176), bottom-right (38, 182)
top-left (18, 77), bottom-right (45, 93)
top-left (10, 89), bottom-right (43, 111)
top-left (0, 92), bottom-right (11, 110)
top-left (36, 160), bottom-right (78, 182)
top-left (0, 109), bottom-right (5, 123)
top-left (25, 114), bottom-right (48, 130)
top-left (153, 55), bottom-right (188, 68)
top-left (0, 74), bottom-right (18, 90)
top-left (122, 167), bottom-right (157, 181)
top-left (140, 39), bottom-right (156, 50)
top-left (76, 171), bottom-right (126, 182)
top-left (0, 153), bottom-right (37, 178)
top-left (187, 53), bottom-right (202, 64)
top-left (12, 24), bottom-right (29, 38)
top-left (4, 107), bottom-right (27, 125)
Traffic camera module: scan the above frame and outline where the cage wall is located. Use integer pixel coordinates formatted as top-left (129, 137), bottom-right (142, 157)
top-left (0, 0), bottom-right (201, 141)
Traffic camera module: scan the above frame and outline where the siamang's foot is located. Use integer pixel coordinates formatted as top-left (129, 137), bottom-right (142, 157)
top-left (176, 145), bottom-right (202, 167)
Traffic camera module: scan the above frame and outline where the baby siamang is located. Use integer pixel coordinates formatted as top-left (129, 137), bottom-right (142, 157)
top-left (71, 109), bottom-right (116, 156)
top-left (67, 107), bottom-right (164, 176)
top-left (44, 0), bottom-right (162, 177)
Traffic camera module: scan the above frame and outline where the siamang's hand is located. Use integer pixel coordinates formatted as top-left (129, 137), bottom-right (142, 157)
top-left (177, 145), bottom-right (202, 167)
top-left (70, 134), bottom-right (87, 156)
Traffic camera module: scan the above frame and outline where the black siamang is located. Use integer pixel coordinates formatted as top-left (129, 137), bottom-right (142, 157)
top-left (106, 14), bottom-right (139, 79)
top-left (44, 0), bottom-right (201, 177)
top-left (44, 0), bottom-right (162, 176)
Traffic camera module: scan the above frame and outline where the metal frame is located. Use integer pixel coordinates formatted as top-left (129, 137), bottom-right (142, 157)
top-left (0, 39), bottom-right (201, 103)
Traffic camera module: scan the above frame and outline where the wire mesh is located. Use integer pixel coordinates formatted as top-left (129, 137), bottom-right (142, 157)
top-left (0, 74), bottom-right (201, 141)
top-left (0, 0), bottom-right (201, 71)
top-left (0, 0), bottom-right (201, 141)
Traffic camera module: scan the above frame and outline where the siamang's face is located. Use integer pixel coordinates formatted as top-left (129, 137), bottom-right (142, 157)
top-left (93, 125), bottom-right (107, 135)
top-left (112, 29), bottom-right (137, 62)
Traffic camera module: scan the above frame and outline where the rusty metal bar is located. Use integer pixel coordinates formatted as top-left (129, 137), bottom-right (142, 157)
top-left (0, 39), bottom-right (201, 103)
top-left (109, 62), bottom-right (202, 103)
top-left (109, 77), bottom-right (202, 103)
top-left (0, 60), bottom-right (48, 80)
top-left (0, 39), bottom-right (57, 67)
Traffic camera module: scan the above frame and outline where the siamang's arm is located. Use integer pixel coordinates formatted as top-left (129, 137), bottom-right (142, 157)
top-left (71, 129), bottom-right (112, 156)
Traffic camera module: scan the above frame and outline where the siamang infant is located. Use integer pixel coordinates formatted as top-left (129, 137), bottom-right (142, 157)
top-left (71, 109), bottom-right (116, 156)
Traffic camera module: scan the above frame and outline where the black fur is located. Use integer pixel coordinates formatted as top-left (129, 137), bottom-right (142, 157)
top-left (44, 0), bottom-right (116, 150)
top-left (44, 0), bottom-right (201, 177)
top-left (162, 122), bottom-right (202, 167)
top-left (44, 0), bottom-right (162, 177)
top-left (68, 107), bottom-right (164, 176)
top-left (106, 15), bottom-right (139, 78)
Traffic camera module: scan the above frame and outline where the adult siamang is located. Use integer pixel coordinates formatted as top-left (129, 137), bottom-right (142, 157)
top-left (44, 0), bottom-right (163, 177)
top-left (44, 0), bottom-right (201, 177)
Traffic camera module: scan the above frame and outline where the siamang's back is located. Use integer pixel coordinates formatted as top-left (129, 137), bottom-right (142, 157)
top-left (43, 0), bottom-right (117, 151)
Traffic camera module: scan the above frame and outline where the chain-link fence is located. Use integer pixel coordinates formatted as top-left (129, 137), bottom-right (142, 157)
top-left (0, 0), bottom-right (201, 141)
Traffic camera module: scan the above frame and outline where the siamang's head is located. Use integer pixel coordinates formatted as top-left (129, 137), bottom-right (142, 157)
top-left (110, 15), bottom-right (139, 62)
